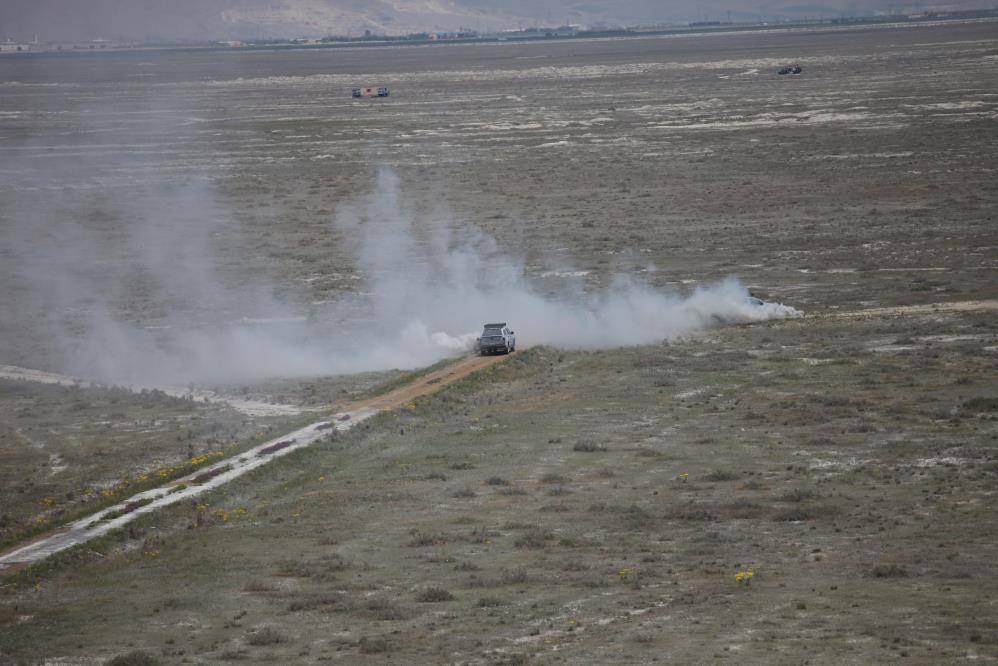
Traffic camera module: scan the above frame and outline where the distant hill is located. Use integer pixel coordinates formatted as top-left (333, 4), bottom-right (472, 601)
top-left (0, 0), bottom-right (987, 43)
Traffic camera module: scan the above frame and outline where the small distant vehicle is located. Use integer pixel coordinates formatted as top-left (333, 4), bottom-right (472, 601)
top-left (352, 86), bottom-right (390, 98)
top-left (477, 323), bottom-right (516, 355)
top-left (778, 64), bottom-right (802, 75)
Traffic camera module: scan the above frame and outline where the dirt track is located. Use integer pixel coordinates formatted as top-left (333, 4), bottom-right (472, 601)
top-left (0, 352), bottom-right (512, 574)
top-left (341, 351), bottom-right (510, 413)
top-left (827, 300), bottom-right (998, 319)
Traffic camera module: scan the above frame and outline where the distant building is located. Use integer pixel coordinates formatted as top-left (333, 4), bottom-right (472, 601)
top-left (429, 30), bottom-right (479, 40)
top-left (0, 39), bottom-right (33, 52)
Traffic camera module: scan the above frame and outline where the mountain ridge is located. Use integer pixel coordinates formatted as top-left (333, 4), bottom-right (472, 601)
top-left (0, 0), bottom-right (985, 43)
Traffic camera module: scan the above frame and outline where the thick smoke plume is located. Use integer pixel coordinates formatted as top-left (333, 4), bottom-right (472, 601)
top-left (6, 168), bottom-right (799, 385)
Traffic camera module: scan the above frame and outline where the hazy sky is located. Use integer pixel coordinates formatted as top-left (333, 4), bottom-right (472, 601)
top-left (0, 0), bottom-right (970, 43)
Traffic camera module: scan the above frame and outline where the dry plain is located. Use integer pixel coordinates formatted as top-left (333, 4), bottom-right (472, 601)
top-left (1, 19), bottom-right (997, 664)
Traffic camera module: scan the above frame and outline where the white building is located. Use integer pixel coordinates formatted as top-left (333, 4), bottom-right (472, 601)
top-left (0, 38), bottom-right (33, 52)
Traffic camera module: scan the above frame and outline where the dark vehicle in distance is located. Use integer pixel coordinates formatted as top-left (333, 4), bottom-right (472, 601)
top-left (477, 323), bottom-right (516, 355)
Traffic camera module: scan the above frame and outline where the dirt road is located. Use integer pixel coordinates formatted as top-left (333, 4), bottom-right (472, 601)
top-left (0, 352), bottom-right (512, 574)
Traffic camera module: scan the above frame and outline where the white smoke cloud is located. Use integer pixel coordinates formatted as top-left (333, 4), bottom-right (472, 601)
top-left (322, 167), bottom-right (801, 358)
top-left (7, 167), bottom-right (800, 385)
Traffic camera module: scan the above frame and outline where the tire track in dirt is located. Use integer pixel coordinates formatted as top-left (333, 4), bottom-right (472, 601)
top-left (0, 365), bottom-right (315, 417)
top-left (0, 351), bottom-right (514, 574)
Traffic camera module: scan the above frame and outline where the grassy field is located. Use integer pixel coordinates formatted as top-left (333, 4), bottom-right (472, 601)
top-left (1, 18), bottom-right (997, 666)
top-left (0, 370), bottom-right (406, 553)
top-left (2, 306), bottom-right (996, 663)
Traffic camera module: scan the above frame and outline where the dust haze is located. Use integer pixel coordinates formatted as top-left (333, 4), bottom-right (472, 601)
top-left (2, 167), bottom-right (799, 385)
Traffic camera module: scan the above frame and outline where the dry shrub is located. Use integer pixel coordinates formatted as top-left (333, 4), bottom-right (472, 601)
top-left (243, 580), bottom-right (275, 593)
top-left (773, 508), bottom-right (813, 522)
top-left (273, 560), bottom-right (316, 578)
top-left (366, 597), bottom-right (408, 621)
top-left (703, 469), bottom-right (740, 482)
top-left (219, 649), bottom-right (248, 660)
top-left (408, 532), bottom-right (448, 547)
top-left (725, 500), bottom-right (764, 519)
top-left (514, 529), bottom-right (552, 549)
top-left (870, 563), bottom-right (908, 578)
top-left (478, 596), bottom-right (505, 607)
top-left (665, 506), bottom-right (718, 522)
top-left (246, 626), bottom-right (286, 646)
top-left (573, 441), bottom-right (606, 452)
top-left (622, 504), bottom-right (654, 530)
top-left (0, 605), bottom-right (18, 625)
top-left (106, 651), bottom-right (159, 666)
top-left (964, 397), bottom-right (998, 412)
top-left (287, 592), bottom-right (350, 612)
top-left (773, 503), bottom-right (839, 522)
top-left (778, 487), bottom-right (817, 503)
top-left (501, 568), bottom-right (529, 585)
top-left (358, 636), bottom-right (389, 654)
top-left (416, 587), bottom-right (455, 602)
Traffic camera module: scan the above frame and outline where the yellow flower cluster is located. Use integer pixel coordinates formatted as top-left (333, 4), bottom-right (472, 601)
top-left (618, 567), bottom-right (639, 583)
top-left (734, 568), bottom-right (756, 584)
top-left (149, 451), bottom-right (225, 483)
top-left (188, 451), bottom-right (224, 466)
top-left (213, 506), bottom-right (248, 523)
